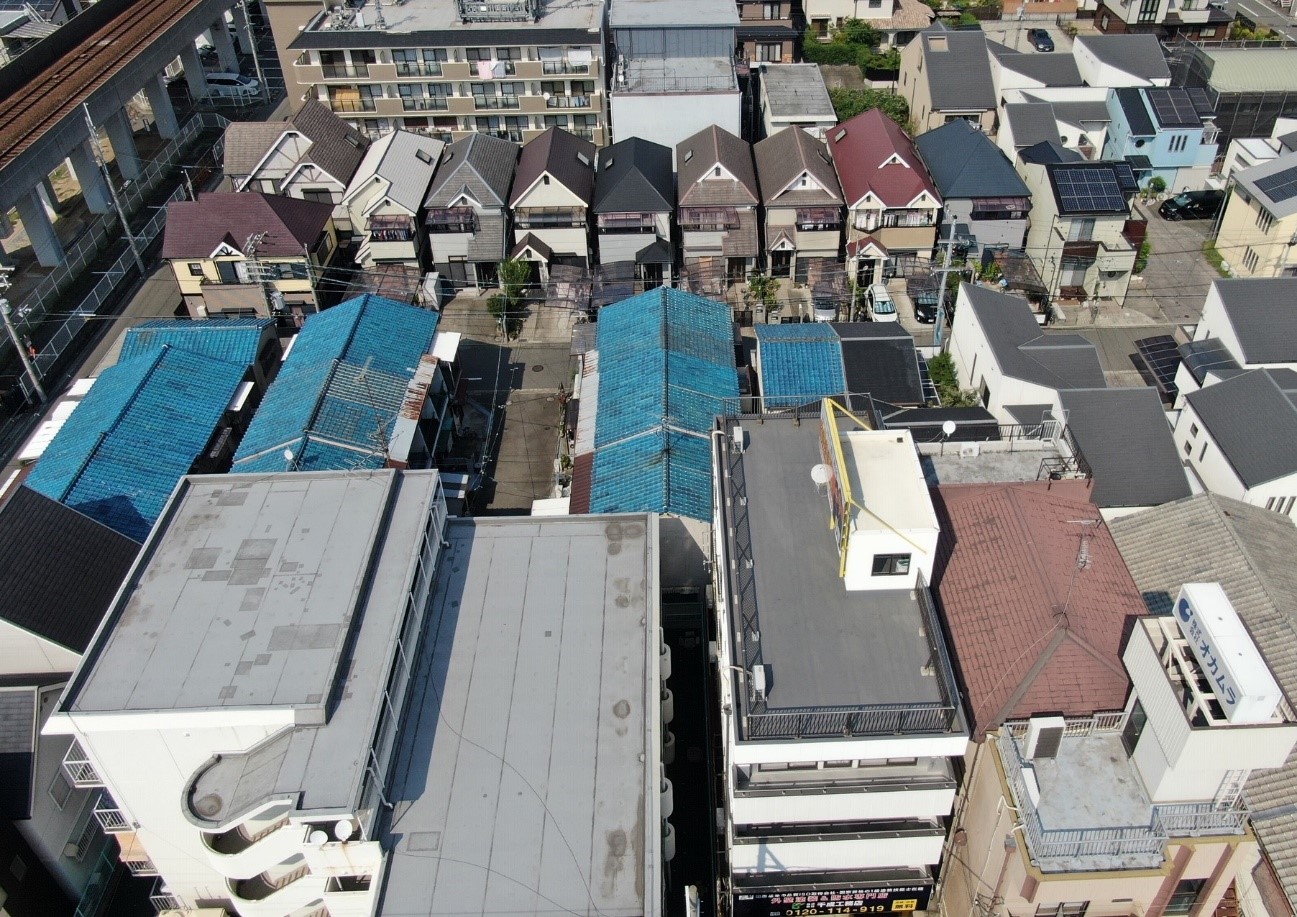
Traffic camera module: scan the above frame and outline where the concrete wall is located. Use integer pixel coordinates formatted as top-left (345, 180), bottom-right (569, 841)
top-left (942, 199), bottom-right (1029, 253)
top-left (1173, 401), bottom-right (1297, 514)
top-left (611, 91), bottom-right (741, 151)
top-left (1215, 191), bottom-right (1297, 278)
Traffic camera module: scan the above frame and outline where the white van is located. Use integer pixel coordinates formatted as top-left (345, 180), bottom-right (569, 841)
top-left (867, 283), bottom-right (897, 322)
top-left (201, 72), bottom-right (260, 100)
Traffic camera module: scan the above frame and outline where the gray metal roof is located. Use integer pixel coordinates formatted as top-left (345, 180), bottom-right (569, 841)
top-left (915, 119), bottom-right (1030, 200)
top-left (1185, 369), bottom-right (1297, 488)
top-left (592, 136), bottom-right (674, 214)
top-left (962, 284), bottom-right (1106, 389)
top-left (1212, 278), bottom-right (1297, 364)
top-left (346, 129), bottom-right (444, 213)
top-left (727, 419), bottom-right (955, 711)
top-left (1109, 494), bottom-right (1297, 913)
top-left (1075, 34), bottom-right (1171, 82)
top-left (1058, 388), bottom-right (1191, 509)
top-left (0, 688), bottom-right (34, 819)
top-left (1006, 103), bottom-right (1062, 148)
top-left (759, 64), bottom-right (835, 121)
top-left (424, 132), bottom-right (518, 209)
top-left (1235, 150), bottom-right (1297, 220)
top-left (377, 515), bottom-right (661, 917)
top-left (987, 41), bottom-right (1083, 86)
top-left (612, 0), bottom-right (737, 27)
top-left (753, 127), bottom-right (842, 207)
top-left (63, 470), bottom-right (446, 822)
top-left (918, 24), bottom-right (996, 113)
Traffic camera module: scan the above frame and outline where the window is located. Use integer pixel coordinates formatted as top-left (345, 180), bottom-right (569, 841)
top-left (1199, 442), bottom-right (1208, 461)
top-left (301, 188), bottom-right (333, 203)
top-left (1189, 423), bottom-right (1199, 438)
top-left (48, 769), bottom-right (73, 810)
top-left (1122, 700), bottom-right (1146, 755)
top-left (1257, 208), bottom-right (1275, 234)
top-left (871, 553), bottom-right (911, 576)
top-left (1035, 905), bottom-right (1089, 917)
top-left (187, 262), bottom-right (205, 277)
top-left (763, 2), bottom-right (781, 18)
top-left (1183, 439), bottom-right (1193, 457)
top-left (757, 42), bottom-right (782, 62)
top-left (9, 856), bottom-right (25, 881)
top-left (393, 48), bottom-right (446, 77)
top-left (1136, 0), bottom-right (1158, 22)
top-left (1164, 880), bottom-right (1206, 917)
top-left (1243, 246), bottom-right (1260, 272)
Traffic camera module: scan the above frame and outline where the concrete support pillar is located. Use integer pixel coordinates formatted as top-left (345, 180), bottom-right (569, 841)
top-left (103, 109), bottom-right (142, 181)
top-left (67, 140), bottom-right (113, 215)
top-left (15, 188), bottom-right (65, 267)
top-left (180, 42), bottom-right (209, 100)
top-left (233, 5), bottom-right (254, 54)
top-left (143, 74), bottom-right (179, 139)
top-left (0, 212), bottom-right (15, 268)
top-left (211, 18), bottom-right (239, 72)
top-left (36, 179), bottom-right (63, 220)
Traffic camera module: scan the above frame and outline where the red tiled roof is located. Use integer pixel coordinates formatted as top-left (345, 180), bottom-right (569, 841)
top-left (932, 481), bottom-right (1141, 734)
top-left (161, 192), bottom-right (334, 259)
top-left (828, 108), bottom-right (940, 209)
top-left (569, 452), bottom-right (593, 514)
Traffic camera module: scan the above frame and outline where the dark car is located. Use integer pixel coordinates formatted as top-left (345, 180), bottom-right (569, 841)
top-left (1028, 28), bottom-right (1054, 51)
top-left (1159, 190), bottom-right (1225, 221)
top-left (912, 290), bottom-right (938, 323)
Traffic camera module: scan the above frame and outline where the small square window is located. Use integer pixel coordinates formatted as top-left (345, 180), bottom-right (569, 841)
top-left (187, 262), bottom-right (205, 277)
top-left (1189, 423), bottom-right (1198, 438)
top-left (871, 553), bottom-right (911, 576)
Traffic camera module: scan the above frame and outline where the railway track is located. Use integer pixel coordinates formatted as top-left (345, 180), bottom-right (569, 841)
top-left (0, 0), bottom-right (202, 170)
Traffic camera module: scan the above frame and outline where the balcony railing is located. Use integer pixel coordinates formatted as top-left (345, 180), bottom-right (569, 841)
top-left (149, 879), bottom-right (183, 913)
top-left (122, 855), bottom-right (158, 877)
top-left (546, 95), bottom-right (590, 108)
top-left (93, 794), bottom-right (132, 833)
top-left (543, 60), bottom-right (590, 74)
top-left (62, 742), bottom-right (103, 788)
top-left (328, 98), bottom-right (377, 113)
top-left (322, 63), bottom-right (370, 79)
top-left (402, 97), bottom-right (449, 111)
top-left (474, 95), bottom-right (519, 109)
top-left (395, 62), bottom-right (443, 77)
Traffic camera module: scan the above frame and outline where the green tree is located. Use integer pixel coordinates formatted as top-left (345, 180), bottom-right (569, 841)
top-left (927, 352), bottom-right (981, 407)
top-left (746, 271), bottom-right (781, 314)
top-left (827, 89), bottom-right (910, 128)
top-left (836, 17), bottom-right (881, 46)
top-left (494, 257), bottom-right (532, 338)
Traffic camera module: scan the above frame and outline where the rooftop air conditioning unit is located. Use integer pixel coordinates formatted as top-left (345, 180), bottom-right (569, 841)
top-left (1024, 715), bottom-right (1066, 760)
top-left (750, 664), bottom-right (768, 703)
top-left (732, 424), bottom-right (745, 453)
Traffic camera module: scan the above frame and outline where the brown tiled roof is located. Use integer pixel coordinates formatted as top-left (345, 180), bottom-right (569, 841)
top-left (161, 192), bottom-right (334, 259)
top-left (570, 452), bottom-right (593, 514)
top-left (932, 481), bottom-right (1140, 733)
top-left (677, 125), bottom-right (760, 207)
top-left (510, 126), bottom-right (596, 207)
top-left (754, 127), bottom-right (842, 207)
top-left (828, 108), bottom-right (940, 209)
top-left (223, 100), bottom-right (368, 184)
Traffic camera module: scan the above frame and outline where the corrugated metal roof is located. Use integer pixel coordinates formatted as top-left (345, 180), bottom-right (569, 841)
top-left (118, 317), bottom-right (274, 367)
top-left (754, 323), bottom-right (846, 409)
top-left (1203, 48), bottom-right (1297, 93)
top-left (232, 294), bottom-right (439, 471)
top-left (344, 129), bottom-right (444, 213)
top-left (26, 345), bottom-right (247, 540)
top-left (588, 288), bottom-right (738, 521)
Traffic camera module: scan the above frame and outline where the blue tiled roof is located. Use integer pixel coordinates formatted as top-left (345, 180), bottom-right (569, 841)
top-left (590, 287), bottom-right (738, 521)
top-left (754, 323), bottom-right (847, 409)
top-left (232, 294), bottom-right (439, 470)
top-left (25, 345), bottom-right (247, 541)
top-left (118, 317), bottom-right (274, 367)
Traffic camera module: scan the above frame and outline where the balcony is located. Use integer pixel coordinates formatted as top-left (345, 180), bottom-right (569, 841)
top-left (94, 793), bottom-right (132, 833)
top-left (149, 878), bottom-right (183, 913)
top-left (598, 213), bottom-right (657, 234)
top-left (395, 62), bottom-right (443, 78)
top-left (322, 63), bottom-right (370, 79)
top-left (328, 98), bottom-right (377, 114)
top-left (62, 742), bottom-right (103, 788)
top-left (118, 836), bottom-right (158, 876)
top-left (231, 856), bottom-right (310, 902)
top-left (402, 97), bottom-right (449, 111)
top-left (474, 95), bottom-right (520, 110)
top-left (543, 60), bottom-right (591, 75)
top-left (546, 95), bottom-right (590, 109)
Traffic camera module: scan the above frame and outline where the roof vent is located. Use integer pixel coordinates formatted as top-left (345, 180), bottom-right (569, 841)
top-left (929, 35), bottom-right (948, 51)
top-left (833, 128), bottom-right (847, 143)
top-left (1024, 716), bottom-right (1066, 760)
top-left (577, 152), bottom-right (590, 166)
top-left (415, 148), bottom-right (433, 164)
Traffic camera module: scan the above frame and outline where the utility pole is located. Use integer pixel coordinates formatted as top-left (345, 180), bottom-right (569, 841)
top-left (0, 271), bottom-right (46, 403)
top-left (244, 231), bottom-right (282, 318)
top-left (80, 104), bottom-right (147, 276)
top-left (237, 0), bottom-right (267, 100)
top-left (933, 223), bottom-right (973, 350)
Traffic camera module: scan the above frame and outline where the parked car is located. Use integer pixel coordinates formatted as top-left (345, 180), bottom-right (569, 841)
top-left (867, 283), bottom-right (898, 322)
top-left (912, 289), bottom-right (938, 324)
top-left (1159, 189), bottom-right (1225, 221)
top-left (1028, 28), bottom-right (1054, 52)
top-left (812, 299), bottom-right (837, 322)
top-left (200, 72), bottom-right (260, 99)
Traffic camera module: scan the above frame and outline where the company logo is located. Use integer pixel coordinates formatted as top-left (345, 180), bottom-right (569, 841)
top-left (1177, 596), bottom-right (1237, 706)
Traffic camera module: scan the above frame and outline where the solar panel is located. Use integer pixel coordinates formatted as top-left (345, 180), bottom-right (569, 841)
top-left (1053, 166), bottom-right (1128, 214)
top-left (1147, 89), bottom-right (1200, 128)
top-left (1254, 165), bottom-right (1297, 204)
top-left (1135, 335), bottom-right (1181, 397)
top-left (1187, 87), bottom-right (1215, 116)
top-left (1112, 162), bottom-right (1139, 194)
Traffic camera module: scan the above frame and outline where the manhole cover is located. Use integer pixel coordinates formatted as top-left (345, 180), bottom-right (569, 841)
top-left (532, 364), bottom-right (544, 371)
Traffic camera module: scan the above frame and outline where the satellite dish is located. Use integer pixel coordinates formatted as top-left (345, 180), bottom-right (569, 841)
top-left (283, 448), bottom-right (295, 464)
top-left (333, 819), bottom-right (355, 841)
top-left (309, 830), bottom-right (329, 846)
top-left (942, 420), bottom-right (957, 438)
top-left (810, 463), bottom-right (831, 485)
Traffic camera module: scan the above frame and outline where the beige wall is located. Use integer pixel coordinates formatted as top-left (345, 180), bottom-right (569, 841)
top-left (940, 738), bottom-right (1258, 917)
top-left (1215, 192), bottom-right (1297, 279)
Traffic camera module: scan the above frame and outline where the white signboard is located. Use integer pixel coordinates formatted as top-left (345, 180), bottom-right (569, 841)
top-left (1175, 583), bottom-right (1282, 724)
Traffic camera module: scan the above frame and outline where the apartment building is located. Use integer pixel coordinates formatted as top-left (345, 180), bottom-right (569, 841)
top-left (265, 0), bottom-right (608, 144)
top-left (45, 470), bottom-right (668, 917)
top-left (710, 402), bottom-right (969, 913)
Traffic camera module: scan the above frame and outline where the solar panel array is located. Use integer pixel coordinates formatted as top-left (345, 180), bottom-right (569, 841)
top-left (1112, 161), bottom-right (1139, 194)
top-left (1148, 89), bottom-right (1201, 128)
top-left (1254, 165), bottom-right (1297, 204)
top-left (1187, 87), bottom-right (1214, 117)
top-left (1053, 166), bottom-right (1130, 214)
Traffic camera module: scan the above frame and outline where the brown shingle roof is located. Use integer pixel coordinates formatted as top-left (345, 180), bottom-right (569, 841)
top-left (510, 126), bottom-right (596, 207)
top-left (161, 192), bottom-right (334, 259)
top-left (223, 100), bottom-right (368, 184)
top-left (828, 108), bottom-right (940, 209)
top-left (932, 481), bottom-right (1140, 733)
top-left (754, 127), bottom-right (842, 207)
top-left (677, 125), bottom-right (760, 206)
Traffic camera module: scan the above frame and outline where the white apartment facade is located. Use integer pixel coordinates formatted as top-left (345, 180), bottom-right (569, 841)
top-left (711, 403), bottom-right (969, 916)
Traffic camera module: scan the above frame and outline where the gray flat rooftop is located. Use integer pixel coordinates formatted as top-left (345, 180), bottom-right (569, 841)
top-left (735, 421), bottom-right (945, 710)
top-left (612, 0), bottom-right (737, 28)
top-left (761, 64), bottom-right (835, 120)
top-left (621, 57), bottom-right (738, 94)
top-left (66, 470), bottom-right (445, 823)
top-left (921, 446), bottom-right (1062, 486)
top-left (378, 515), bottom-right (661, 917)
top-left (305, 0), bottom-right (604, 37)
